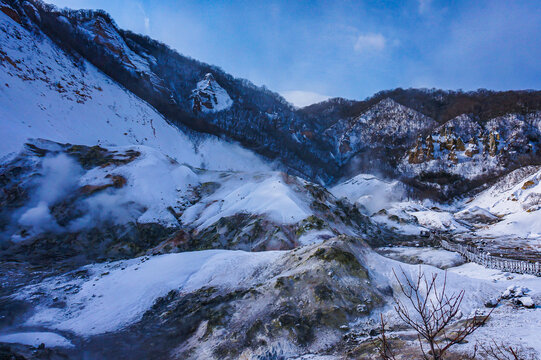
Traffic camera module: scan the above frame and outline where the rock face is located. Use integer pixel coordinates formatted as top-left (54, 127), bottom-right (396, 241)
top-left (190, 73), bottom-right (233, 113)
top-left (398, 112), bottom-right (541, 199)
top-left (404, 113), bottom-right (541, 169)
top-left (326, 98), bottom-right (437, 165)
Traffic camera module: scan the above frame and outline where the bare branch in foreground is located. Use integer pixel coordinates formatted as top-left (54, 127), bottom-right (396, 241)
top-left (378, 266), bottom-right (492, 360)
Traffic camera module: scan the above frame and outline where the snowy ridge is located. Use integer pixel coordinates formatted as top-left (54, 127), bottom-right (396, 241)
top-left (0, 10), bottom-right (268, 172)
top-left (325, 98), bottom-right (436, 161)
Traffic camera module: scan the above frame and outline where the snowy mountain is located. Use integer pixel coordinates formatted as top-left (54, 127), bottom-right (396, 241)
top-left (0, 5), bottom-right (268, 172)
top-left (6, 0), bottom-right (540, 187)
top-left (1, 1), bottom-right (541, 359)
top-left (326, 98), bottom-right (436, 163)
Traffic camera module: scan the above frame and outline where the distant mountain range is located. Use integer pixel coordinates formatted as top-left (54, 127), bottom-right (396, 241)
top-left (3, 0), bottom-right (541, 196)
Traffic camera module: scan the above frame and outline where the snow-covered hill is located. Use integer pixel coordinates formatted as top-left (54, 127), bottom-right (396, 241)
top-left (463, 165), bottom-right (541, 239)
top-left (0, 8), bottom-right (268, 172)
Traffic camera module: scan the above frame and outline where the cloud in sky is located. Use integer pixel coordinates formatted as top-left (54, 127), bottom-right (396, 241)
top-left (281, 91), bottom-right (330, 108)
top-left (354, 33), bottom-right (386, 54)
top-left (136, 3), bottom-right (150, 33)
top-left (418, 0), bottom-right (432, 14)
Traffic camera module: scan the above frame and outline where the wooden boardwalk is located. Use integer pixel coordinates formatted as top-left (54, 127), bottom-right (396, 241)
top-left (440, 239), bottom-right (541, 276)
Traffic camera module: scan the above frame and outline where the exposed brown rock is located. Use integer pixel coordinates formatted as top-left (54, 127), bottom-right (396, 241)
top-left (488, 132), bottom-right (498, 156)
top-left (408, 136), bottom-right (425, 164)
top-left (522, 180), bottom-right (536, 190)
top-left (79, 174), bottom-right (127, 195)
top-left (448, 149), bottom-right (458, 164)
top-left (455, 137), bottom-right (465, 151)
top-left (106, 174), bottom-right (128, 188)
top-left (425, 134), bottom-right (434, 160)
top-left (464, 138), bottom-right (480, 157)
top-left (1, 6), bottom-right (21, 24)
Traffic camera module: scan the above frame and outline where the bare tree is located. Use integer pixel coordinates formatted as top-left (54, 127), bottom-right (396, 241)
top-left (379, 266), bottom-right (492, 360)
top-left (476, 340), bottom-right (533, 360)
top-left (376, 313), bottom-right (397, 360)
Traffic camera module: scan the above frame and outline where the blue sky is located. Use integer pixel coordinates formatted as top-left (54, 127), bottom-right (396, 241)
top-left (48, 0), bottom-right (540, 106)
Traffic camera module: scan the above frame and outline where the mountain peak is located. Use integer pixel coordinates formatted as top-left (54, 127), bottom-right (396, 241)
top-left (203, 72), bottom-right (215, 81)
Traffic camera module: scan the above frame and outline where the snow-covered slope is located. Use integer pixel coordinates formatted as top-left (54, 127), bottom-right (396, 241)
top-left (0, 10), bottom-right (268, 172)
top-left (330, 173), bottom-right (407, 214)
top-left (17, 248), bottom-right (284, 336)
top-left (464, 165), bottom-right (541, 238)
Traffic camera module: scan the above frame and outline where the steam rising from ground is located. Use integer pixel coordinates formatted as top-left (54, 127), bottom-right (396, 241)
top-left (6, 146), bottom-right (200, 242)
top-left (16, 154), bottom-right (82, 236)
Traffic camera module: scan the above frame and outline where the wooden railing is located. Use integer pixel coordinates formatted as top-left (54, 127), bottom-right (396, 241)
top-left (440, 239), bottom-right (541, 276)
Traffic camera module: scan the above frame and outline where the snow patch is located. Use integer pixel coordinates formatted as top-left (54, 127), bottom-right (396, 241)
top-left (18, 249), bottom-right (284, 336)
top-left (182, 172), bottom-right (311, 229)
top-left (0, 332), bottom-right (73, 348)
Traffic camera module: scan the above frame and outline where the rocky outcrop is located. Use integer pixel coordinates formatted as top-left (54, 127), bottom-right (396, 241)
top-left (464, 138), bottom-right (479, 157)
top-left (327, 98), bottom-right (437, 165)
top-left (0, 3), bottom-right (20, 23)
top-left (403, 113), bottom-right (541, 176)
top-left (190, 73), bottom-right (233, 113)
